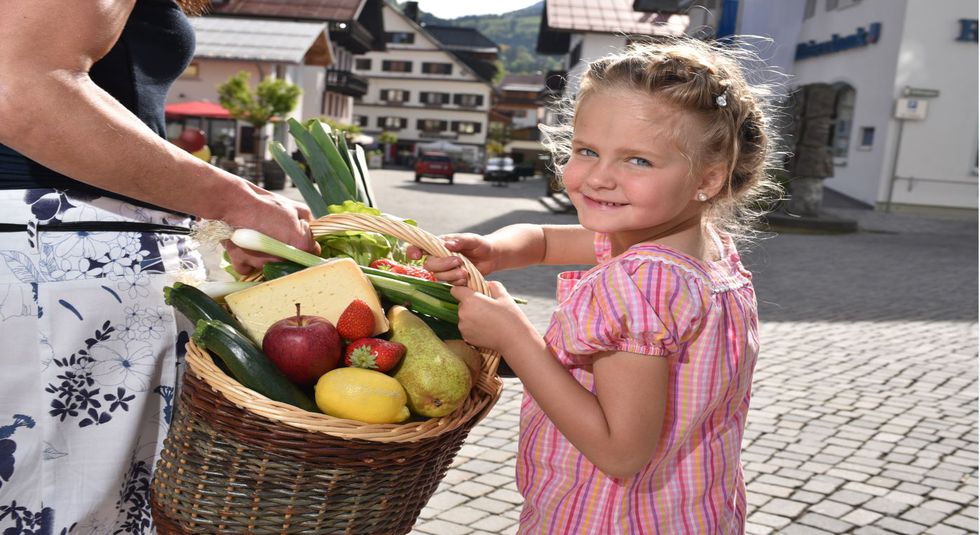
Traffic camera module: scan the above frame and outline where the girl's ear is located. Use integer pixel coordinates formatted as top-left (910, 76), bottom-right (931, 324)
top-left (696, 162), bottom-right (729, 200)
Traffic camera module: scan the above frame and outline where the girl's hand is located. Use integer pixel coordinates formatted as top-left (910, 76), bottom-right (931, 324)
top-left (407, 233), bottom-right (496, 286)
top-left (450, 281), bottom-right (533, 354)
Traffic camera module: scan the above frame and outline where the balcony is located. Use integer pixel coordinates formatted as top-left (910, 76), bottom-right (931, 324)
top-left (325, 69), bottom-right (368, 98)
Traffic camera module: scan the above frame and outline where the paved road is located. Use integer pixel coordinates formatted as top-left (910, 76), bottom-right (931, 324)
top-left (285, 170), bottom-right (979, 534)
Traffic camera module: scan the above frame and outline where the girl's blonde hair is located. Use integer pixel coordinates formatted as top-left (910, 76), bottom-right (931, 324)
top-left (542, 37), bottom-right (783, 243)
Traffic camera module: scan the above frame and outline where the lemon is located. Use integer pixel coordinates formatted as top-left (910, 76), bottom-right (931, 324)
top-left (314, 368), bottom-right (410, 424)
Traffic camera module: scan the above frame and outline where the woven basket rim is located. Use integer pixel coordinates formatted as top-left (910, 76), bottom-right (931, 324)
top-left (187, 212), bottom-right (503, 444)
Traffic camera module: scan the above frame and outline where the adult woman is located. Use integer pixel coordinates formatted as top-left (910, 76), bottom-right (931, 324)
top-left (0, 0), bottom-right (317, 531)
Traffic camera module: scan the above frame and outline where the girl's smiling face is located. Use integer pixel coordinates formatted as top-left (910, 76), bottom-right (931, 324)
top-left (562, 88), bottom-right (712, 248)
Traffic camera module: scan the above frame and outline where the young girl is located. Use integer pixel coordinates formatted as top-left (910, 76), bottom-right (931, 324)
top-left (416, 38), bottom-right (780, 533)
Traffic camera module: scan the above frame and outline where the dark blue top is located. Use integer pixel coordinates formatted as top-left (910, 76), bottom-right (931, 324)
top-left (0, 0), bottom-right (195, 205)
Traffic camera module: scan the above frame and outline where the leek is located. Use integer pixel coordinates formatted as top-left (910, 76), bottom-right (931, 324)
top-left (230, 229), bottom-right (326, 268)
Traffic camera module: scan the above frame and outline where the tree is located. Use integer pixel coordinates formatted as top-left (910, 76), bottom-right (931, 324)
top-left (217, 71), bottom-right (301, 181)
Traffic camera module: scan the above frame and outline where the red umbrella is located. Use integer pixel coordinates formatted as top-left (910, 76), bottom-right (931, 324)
top-left (165, 100), bottom-right (232, 119)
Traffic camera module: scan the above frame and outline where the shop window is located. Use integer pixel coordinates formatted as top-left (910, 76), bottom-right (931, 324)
top-left (858, 127), bottom-right (874, 150)
top-left (829, 83), bottom-right (855, 164)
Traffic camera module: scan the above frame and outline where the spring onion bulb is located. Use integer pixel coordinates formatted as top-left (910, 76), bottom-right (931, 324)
top-left (229, 228), bottom-right (326, 268)
top-left (198, 281), bottom-right (260, 299)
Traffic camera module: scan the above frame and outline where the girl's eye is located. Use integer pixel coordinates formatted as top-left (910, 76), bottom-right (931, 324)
top-left (576, 147), bottom-right (598, 158)
top-left (628, 157), bottom-right (653, 167)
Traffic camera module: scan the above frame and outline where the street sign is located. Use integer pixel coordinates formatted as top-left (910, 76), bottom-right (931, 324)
top-left (895, 98), bottom-right (928, 120)
top-left (903, 87), bottom-right (941, 98)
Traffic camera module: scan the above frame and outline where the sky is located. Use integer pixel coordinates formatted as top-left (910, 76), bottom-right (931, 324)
top-left (413, 0), bottom-right (540, 19)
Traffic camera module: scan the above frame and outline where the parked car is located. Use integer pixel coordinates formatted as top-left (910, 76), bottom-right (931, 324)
top-left (483, 156), bottom-right (517, 182)
top-left (414, 151), bottom-right (455, 184)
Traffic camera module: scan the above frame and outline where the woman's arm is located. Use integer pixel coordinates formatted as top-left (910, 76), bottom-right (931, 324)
top-left (453, 283), bottom-right (669, 478)
top-left (0, 0), bottom-right (315, 273)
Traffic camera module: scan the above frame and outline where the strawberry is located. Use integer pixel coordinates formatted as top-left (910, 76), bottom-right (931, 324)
top-left (344, 338), bottom-right (406, 373)
top-left (369, 258), bottom-right (437, 281)
top-left (336, 299), bottom-right (375, 340)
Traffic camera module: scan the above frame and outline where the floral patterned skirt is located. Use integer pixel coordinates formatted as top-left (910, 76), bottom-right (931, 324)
top-left (0, 188), bottom-right (205, 534)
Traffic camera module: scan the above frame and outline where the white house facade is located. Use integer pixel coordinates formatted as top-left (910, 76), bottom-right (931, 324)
top-left (779, 0), bottom-right (978, 212)
top-left (351, 3), bottom-right (493, 168)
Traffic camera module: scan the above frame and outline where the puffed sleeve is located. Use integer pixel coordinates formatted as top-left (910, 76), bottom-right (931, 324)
top-left (549, 257), bottom-right (708, 357)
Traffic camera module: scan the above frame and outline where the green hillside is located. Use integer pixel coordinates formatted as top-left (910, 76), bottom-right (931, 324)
top-left (402, 1), bottom-right (563, 78)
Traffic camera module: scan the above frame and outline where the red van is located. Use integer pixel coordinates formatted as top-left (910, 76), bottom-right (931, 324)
top-left (414, 152), bottom-right (455, 184)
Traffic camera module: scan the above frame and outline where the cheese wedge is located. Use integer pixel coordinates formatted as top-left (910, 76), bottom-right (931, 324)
top-left (225, 258), bottom-right (388, 344)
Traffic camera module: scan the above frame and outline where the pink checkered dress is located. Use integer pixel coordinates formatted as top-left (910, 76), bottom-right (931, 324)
top-left (516, 231), bottom-right (759, 534)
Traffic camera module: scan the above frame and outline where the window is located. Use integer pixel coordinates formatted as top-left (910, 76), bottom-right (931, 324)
top-left (452, 121), bottom-right (481, 135)
top-left (825, 0), bottom-right (838, 10)
top-left (382, 60), bottom-right (413, 73)
top-left (830, 83), bottom-right (856, 163)
top-left (803, 0), bottom-right (816, 19)
top-left (422, 62), bottom-right (452, 75)
top-left (180, 62), bottom-right (200, 79)
top-left (377, 116), bottom-right (407, 130)
top-left (352, 115), bottom-right (368, 127)
top-left (417, 119), bottom-right (448, 132)
top-left (858, 127), bottom-right (874, 150)
top-left (355, 58), bottom-right (372, 71)
top-left (384, 32), bottom-right (415, 44)
top-left (380, 89), bottom-right (410, 103)
top-left (453, 94), bottom-right (484, 107)
top-left (420, 92), bottom-right (450, 105)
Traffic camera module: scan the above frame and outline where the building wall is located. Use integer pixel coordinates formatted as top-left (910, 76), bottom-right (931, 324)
top-left (352, 4), bottom-right (493, 165)
top-left (791, 0), bottom-right (908, 206)
top-left (789, 0), bottom-right (977, 210)
top-left (883, 0), bottom-right (978, 209)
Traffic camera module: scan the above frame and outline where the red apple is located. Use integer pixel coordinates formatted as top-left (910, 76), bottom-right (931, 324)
top-left (262, 303), bottom-right (342, 386)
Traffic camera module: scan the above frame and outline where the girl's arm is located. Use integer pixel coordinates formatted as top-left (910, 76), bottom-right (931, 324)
top-left (418, 224), bottom-right (597, 284)
top-left (453, 283), bottom-right (669, 478)
top-left (0, 0), bottom-right (317, 274)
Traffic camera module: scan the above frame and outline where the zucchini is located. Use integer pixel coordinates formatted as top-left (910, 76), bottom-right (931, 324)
top-left (262, 260), bottom-right (307, 280)
top-left (192, 320), bottom-right (319, 412)
top-left (164, 282), bottom-right (249, 335)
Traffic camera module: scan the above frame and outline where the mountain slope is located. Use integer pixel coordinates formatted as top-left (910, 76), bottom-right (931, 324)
top-left (401, 1), bottom-right (562, 78)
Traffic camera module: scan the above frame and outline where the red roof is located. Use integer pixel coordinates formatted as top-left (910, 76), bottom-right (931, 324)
top-left (165, 101), bottom-right (232, 119)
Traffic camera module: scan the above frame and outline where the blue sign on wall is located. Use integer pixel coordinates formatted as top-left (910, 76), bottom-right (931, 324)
top-left (956, 19), bottom-right (978, 42)
top-left (796, 22), bottom-right (882, 61)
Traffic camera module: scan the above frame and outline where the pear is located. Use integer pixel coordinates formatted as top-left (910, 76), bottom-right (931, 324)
top-left (388, 306), bottom-right (473, 418)
top-left (444, 339), bottom-right (483, 384)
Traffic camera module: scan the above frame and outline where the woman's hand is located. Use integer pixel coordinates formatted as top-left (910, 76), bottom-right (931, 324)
top-left (221, 189), bottom-right (320, 275)
top-left (407, 233), bottom-right (496, 286)
top-left (450, 281), bottom-right (534, 354)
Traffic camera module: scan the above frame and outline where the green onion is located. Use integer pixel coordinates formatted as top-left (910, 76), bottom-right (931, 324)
top-left (230, 229), bottom-right (326, 268)
top-left (364, 273), bottom-right (459, 323)
top-left (198, 280), bottom-right (260, 299)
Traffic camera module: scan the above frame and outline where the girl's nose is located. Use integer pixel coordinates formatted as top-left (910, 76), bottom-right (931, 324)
top-left (585, 164), bottom-right (616, 189)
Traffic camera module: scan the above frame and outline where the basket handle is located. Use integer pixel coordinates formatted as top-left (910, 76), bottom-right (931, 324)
top-left (310, 213), bottom-right (491, 296)
top-left (310, 213), bottom-right (499, 375)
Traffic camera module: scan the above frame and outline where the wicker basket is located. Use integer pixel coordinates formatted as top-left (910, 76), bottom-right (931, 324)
top-left (151, 213), bottom-right (503, 535)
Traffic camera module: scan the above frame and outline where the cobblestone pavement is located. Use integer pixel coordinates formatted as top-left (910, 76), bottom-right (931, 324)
top-left (284, 171), bottom-right (978, 534)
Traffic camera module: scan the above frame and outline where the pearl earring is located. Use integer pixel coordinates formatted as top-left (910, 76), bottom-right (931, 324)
top-left (697, 192), bottom-right (709, 202)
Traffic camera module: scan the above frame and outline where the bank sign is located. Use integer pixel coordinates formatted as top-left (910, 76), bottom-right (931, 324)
top-left (796, 22), bottom-right (882, 60)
